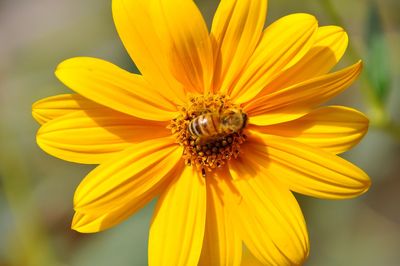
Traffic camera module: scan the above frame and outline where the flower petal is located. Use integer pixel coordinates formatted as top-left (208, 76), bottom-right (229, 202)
top-left (112, 0), bottom-right (186, 103)
top-left (247, 111), bottom-right (310, 127)
top-left (251, 106), bottom-right (369, 154)
top-left (150, 0), bottom-right (214, 94)
top-left (261, 25), bottom-right (349, 95)
top-left (72, 202), bottom-right (143, 233)
top-left (247, 132), bottom-right (371, 199)
top-left (198, 174), bottom-right (242, 266)
top-left (55, 57), bottom-right (179, 121)
top-left (246, 61), bottom-right (363, 126)
top-left (74, 137), bottom-right (182, 213)
top-left (223, 165), bottom-right (309, 265)
top-left (230, 13), bottom-right (318, 103)
top-left (149, 166), bottom-right (206, 266)
top-left (36, 109), bottom-right (170, 164)
top-left (211, 0), bottom-right (267, 94)
top-left (71, 163), bottom-right (183, 233)
top-left (32, 94), bottom-right (102, 125)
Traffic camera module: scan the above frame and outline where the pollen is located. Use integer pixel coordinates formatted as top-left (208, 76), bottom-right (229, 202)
top-left (169, 94), bottom-right (247, 177)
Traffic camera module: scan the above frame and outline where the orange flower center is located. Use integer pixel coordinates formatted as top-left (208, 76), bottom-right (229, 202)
top-left (169, 94), bottom-right (247, 177)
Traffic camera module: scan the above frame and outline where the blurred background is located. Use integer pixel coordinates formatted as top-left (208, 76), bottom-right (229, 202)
top-left (0, 0), bottom-right (399, 265)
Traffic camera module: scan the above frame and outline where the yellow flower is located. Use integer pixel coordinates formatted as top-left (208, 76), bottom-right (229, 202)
top-left (32, 0), bottom-right (371, 265)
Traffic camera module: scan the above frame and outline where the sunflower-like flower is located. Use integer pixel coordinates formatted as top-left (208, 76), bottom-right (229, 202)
top-left (32, 0), bottom-right (371, 265)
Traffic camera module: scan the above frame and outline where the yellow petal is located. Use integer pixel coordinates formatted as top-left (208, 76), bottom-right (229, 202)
top-left (55, 57), bottom-right (179, 121)
top-left (112, 0), bottom-right (186, 103)
top-left (149, 166), bottom-right (206, 266)
top-left (36, 110), bottom-right (170, 164)
top-left (223, 165), bottom-right (309, 265)
top-left (247, 111), bottom-right (309, 127)
top-left (149, 0), bottom-right (213, 94)
top-left (228, 149), bottom-right (259, 180)
top-left (230, 13), bottom-right (318, 103)
top-left (211, 0), bottom-right (267, 94)
top-left (72, 163), bottom-right (183, 233)
top-left (262, 26), bottom-right (349, 95)
top-left (251, 106), bottom-right (369, 154)
top-left (241, 249), bottom-right (265, 266)
top-left (32, 94), bottom-right (102, 125)
top-left (198, 174), bottom-right (242, 266)
top-left (246, 61), bottom-right (363, 125)
top-left (72, 199), bottom-right (152, 233)
top-left (74, 137), bottom-right (182, 213)
top-left (247, 132), bottom-right (371, 199)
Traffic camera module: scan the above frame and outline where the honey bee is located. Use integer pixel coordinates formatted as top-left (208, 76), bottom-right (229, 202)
top-left (188, 109), bottom-right (247, 142)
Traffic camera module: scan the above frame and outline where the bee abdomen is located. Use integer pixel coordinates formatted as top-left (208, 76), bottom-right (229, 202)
top-left (188, 117), bottom-right (202, 137)
top-left (188, 114), bottom-right (219, 138)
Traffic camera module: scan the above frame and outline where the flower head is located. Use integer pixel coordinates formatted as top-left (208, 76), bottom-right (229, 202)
top-left (33, 0), bottom-right (371, 265)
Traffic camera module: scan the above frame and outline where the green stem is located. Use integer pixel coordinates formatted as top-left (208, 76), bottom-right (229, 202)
top-left (0, 149), bottom-right (59, 266)
top-left (321, 0), bottom-right (399, 141)
top-left (384, 123), bottom-right (400, 140)
top-left (372, 118), bottom-right (400, 141)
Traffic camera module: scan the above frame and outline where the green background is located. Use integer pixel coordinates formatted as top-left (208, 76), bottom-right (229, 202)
top-left (0, 0), bottom-right (399, 265)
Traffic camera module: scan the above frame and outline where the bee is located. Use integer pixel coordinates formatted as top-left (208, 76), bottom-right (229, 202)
top-left (188, 109), bottom-right (247, 142)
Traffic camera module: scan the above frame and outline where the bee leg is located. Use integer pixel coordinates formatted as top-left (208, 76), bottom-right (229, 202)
top-left (218, 103), bottom-right (224, 114)
top-left (201, 168), bottom-right (206, 178)
top-left (195, 137), bottom-right (201, 145)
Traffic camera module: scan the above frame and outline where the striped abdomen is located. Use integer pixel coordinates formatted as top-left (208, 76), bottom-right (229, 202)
top-left (188, 114), bottom-right (220, 138)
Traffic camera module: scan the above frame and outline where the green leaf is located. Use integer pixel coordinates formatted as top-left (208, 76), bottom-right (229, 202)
top-left (365, 3), bottom-right (392, 105)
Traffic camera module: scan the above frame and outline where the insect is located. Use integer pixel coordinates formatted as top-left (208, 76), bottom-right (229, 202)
top-left (188, 108), bottom-right (247, 143)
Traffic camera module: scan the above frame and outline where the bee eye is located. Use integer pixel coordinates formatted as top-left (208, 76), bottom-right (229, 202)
top-left (242, 113), bottom-right (248, 127)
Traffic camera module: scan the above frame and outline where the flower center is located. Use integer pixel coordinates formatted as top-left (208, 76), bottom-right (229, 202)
top-left (169, 94), bottom-right (247, 177)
